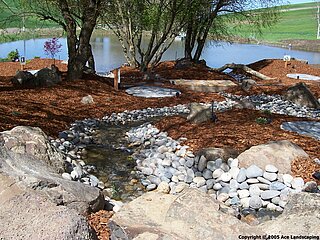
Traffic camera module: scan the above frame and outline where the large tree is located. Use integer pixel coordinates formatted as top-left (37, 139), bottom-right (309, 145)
top-left (102, 0), bottom-right (189, 72)
top-left (184, 0), bottom-right (282, 62)
top-left (1, 0), bottom-right (107, 80)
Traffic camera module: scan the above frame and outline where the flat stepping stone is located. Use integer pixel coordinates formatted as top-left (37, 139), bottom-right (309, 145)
top-left (170, 79), bottom-right (237, 92)
top-left (286, 73), bottom-right (320, 81)
top-left (125, 86), bottom-right (180, 98)
top-left (281, 121), bottom-right (320, 140)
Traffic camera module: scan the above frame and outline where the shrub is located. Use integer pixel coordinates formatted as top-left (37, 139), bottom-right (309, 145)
top-left (255, 117), bottom-right (271, 125)
top-left (44, 38), bottom-right (62, 62)
top-left (7, 49), bottom-right (20, 62)
top-left (34, 56), bottom-right (40, 59)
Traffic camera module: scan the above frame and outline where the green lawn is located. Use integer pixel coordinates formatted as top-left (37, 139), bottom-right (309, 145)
top-left (231, 2), bottom-right (319, 42)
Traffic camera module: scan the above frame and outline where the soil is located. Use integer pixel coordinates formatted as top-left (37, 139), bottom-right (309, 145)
top-left (1, 58), bottom-right (319, 239)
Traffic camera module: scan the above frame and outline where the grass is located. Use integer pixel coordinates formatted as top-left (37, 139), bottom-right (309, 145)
top-left (231, 2), bottom-right (319, 42)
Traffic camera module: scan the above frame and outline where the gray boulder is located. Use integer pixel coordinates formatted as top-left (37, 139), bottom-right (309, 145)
top-left (0, 174), bottom-right (97, 240)
top-left (1, 126), bottom-right (65, 173)
top-left (110, 188), bottom-right (262, 240)
top-left (283, 82), bottom-right (320, 109)
top-left (197, 147), bottom-right (238, 161)
top-left (35, 66), bottom-right (61, 87)
top-left (241, 79), bottom-right (257, 92)
top-left (238, 140), bottom-right (309, 173)
top-left (262, 192), bottom-right (320, 235)
top-left (187, 102), bottom-right (212, 124)
top-left (11, 71), bottom-right (38, 88)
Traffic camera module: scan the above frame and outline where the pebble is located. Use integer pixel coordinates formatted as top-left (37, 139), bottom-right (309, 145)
top-left (238, 189), bottom-right (250, 199)
top-left (206, 161), bottom-right (216, 171)
top-left (217, 193), bottom-right (229, 202)
top-left (146, 184), bottom-right (157, 191)
top-left (62, 173), bottom-right (72, 180)
top-left (239, 182), bottom-right (250, 190)
top-left (270, 182), bottom-right (286, 191)
top-left (198, 155), bottom-right (207, 172)
top-left (249, 185), bottom-right (261, 196)
top-left (240, 197), bottom-right (250, 208)
top-left (206, 179), bottom-right (215, 189)
top-left (291, 177), bottom-right (304, 189)
top-left (237, 168), bottom-right (247, 183)
top-left (257, 177), bottom-right (271, 185)
top-left (220, 163), bottom-right (230, 172)
top-left (267, 202), bottom-right (277, 211)
top-left (229, 158), bottom-right (239, 168)
top-left (193, 177), bottom-right (206, 187)
top-left (212, 169), bottom-right (224, 179)
top-left (213, 183), bottom-right (223, 190)
top-left (202, 169), bottom-right (213, 179)
top-left (265, 164), bottom-right (278, 173)
top-left (263, 172), bottom-right (277, 182)
top-left (249, 196), bottom-right (262, 209)
top-left (230, 179), bottom-right (239, 189)
top-left (229, 167), bottom-right (240, 179)
top-left (246, 165), bottom-right (263, 178)
top-left (230, 196), bottom-right (240, 205)
top-left (220, 172), bottom-right (232, 182)
top-left (246, 178), bottom-right (259, 184)
top-left (261, 190), bottom-right (281, 200)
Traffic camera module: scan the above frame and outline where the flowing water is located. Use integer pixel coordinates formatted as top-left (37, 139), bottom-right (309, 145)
top-left (1, 34), bottom-right (320, 73)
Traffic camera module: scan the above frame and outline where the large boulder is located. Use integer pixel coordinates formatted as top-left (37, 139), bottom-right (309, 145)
top-left (187, 102), bottom-right (212, 124)
top-left (262, 192), bottom-right (320, 235)
top-left (237, 140), bottom-right (309, 174)
top-left (0, 126), bottom-right (105, 238)
top-left (283, 82), bottom-right (320, 109)
top-left (197, 147), bottom-right (239, 161)
top-left (1, 126), bottom-right (65, 173)
top-left (109, 188), bottom-right (262, 239)
top-left (0, 174), bottom-right (97, 240)
top-left (11, 70), bottom-right (39, 88)
top-left (35, 65), bottom-right (61, 87)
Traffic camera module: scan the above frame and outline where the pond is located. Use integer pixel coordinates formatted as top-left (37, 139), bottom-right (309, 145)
top-left (1, 34), bottom-right (320, 73)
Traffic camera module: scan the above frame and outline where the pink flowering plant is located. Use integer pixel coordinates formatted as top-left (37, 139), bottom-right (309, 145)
top-left (44, 38), bottom-right (62, 64)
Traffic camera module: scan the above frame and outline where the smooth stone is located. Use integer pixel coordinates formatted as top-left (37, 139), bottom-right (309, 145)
top-left (62, 173), bottom-right (72, 180)
top-left (282, 174), bottom-right (293, 187)
top-left (229, 158), bottom-right (239, 168)
top-left (213, 183), bottom-right (222, 190)
top-left (229, 191), bottom-right (238, 198)
top-left (220, 172), bottom-right (232, 182)
top-left (229, 179), bottom-right (239, 189)
top-left (193, 177), bottom-right (206, 188)
top-left (249, 195), bottom-right (262, 209)
top-left (280, 188), bottom-right (291, 201)
top-left (237, 168), bottom-right (247, 183)
top-left (157, 182), bottom-right (170, 194)
top-left (185, 158), bottom-right (194, 168)
top-left (198, 185), bottom-right (208, 193)
top-left (265, 164), bottom-right (278, 173)
top-left (206, 161), bottom-right (216, 171)
top-left (249, 185), bottom-right (261, 196)
top-left (229, 167), bottom-right (240, 179)
top-left (263, 172), bottom-right (277, 182)
top-left (240, 197), bottom-right (250, 208)
top-left (198, 155), bottom-right (207, 172)
top-left (217, 193), bottom-right (229, 202)
top-left (239, 182), bottom-right (249, 190)
top-left (291, 177), bottom-right (304, 189)
top-left (171, 176), bottom-right (179, 183)
top-left (206, 179), bottom-right (215, 189)
top-left (245, 165), bottom-right (263, 178)
top-left (218, 186), bottom-right (230, 195)
top-left (246, 178), bottom-right (259, 184)
top-left (215, 158), bottom-right (223, 168)
top-left (162, 159), bottom-right (172, 167)
top-left (186, 169), bottom-right (195, 179)
top-left (146, 184), bottom-right (157, 191)
top-left (267, 203), bottom-right (277, 211)
top-left (270, 182), bottom-right (286, 191)
top-left (278, 200), bottom-right (287, 208)
top-left (202, 169), bottom-right (213, 180)
top-left (230, 196), bottom-right (240, 205)
top-left (262, 200), bottom-right (269, 207)
top-left (237, 189), bottom-right (250, 199)
top-left (220, 163), bottom-right (230, 172)
top-left (252, 183), bottom-right (270, 190)
top-left (261, 190), bottom-right (281, 200)
top-left (212, 169), bottom-right (224, 179)
top-left (257, 177), bottom-right (271, 185)
top-left (271, 196), bottom-right (281, 205)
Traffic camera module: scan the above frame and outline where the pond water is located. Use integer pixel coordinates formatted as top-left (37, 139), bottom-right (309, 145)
top-left (1, 34), bottom-right (320, 73)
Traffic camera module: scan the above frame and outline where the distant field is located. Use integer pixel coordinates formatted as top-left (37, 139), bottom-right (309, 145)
top-left (0, 1), bottom-right (319, 43)
top-left (232, 2), bottom-right (319, 42)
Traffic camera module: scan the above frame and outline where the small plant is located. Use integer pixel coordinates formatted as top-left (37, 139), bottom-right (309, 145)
top-left (7, 49), bottom-right (20, 62)
top-left (261, 109), bottom-right (272, 116)
top-left (44, 37), bottom-right (62, 64)
top-left (255, 117), bottom-right (271, 125)
top-left (34, 56), bottom-right (40, 59)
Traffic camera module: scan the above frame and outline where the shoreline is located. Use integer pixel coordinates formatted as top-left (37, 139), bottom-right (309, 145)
top-left (1, 28), bottom-right (319, 54)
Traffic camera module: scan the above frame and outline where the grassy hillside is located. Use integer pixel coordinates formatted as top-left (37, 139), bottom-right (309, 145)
top-left (0, 0), bottom-right (58, 29)
top-left (232, 2), bottom-right (319, 42)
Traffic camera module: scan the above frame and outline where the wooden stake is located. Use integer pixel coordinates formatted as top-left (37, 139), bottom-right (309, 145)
top-left (114, 69), bottom-right (119, 90)
top-left (285, 60), bottom-right (288, 68)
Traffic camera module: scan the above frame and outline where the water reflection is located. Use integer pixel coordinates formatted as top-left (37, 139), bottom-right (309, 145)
top-left (1, 34), bottom-right (319, 73)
